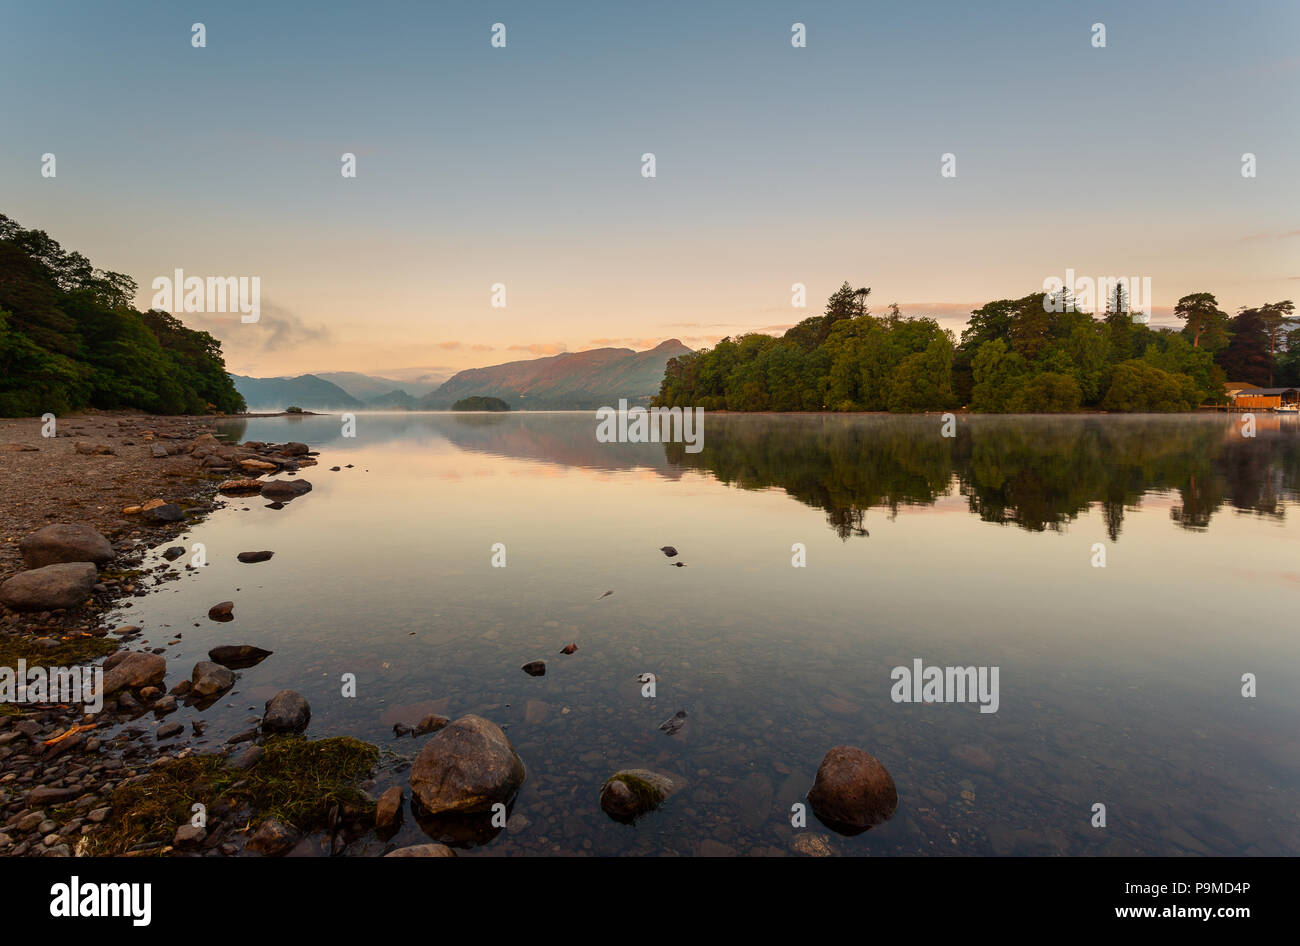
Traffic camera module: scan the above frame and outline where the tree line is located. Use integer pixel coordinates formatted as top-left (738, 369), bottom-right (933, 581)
top-left (0, 214), bottom-right (244, 416)
top-left (653, 282), bottom-right (1298, 412)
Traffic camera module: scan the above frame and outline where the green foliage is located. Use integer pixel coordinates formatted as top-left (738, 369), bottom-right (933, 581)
top-left (655, 286), bottom-right (955, 413)
top-left (655, 281), bottom-right (1247, 414)
top-left (0, 214), bottom-right (244, 417)
top-left (1102, 361), bottom-right (1197, 412)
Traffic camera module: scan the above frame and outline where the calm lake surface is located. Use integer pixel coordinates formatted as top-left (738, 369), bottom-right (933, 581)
top-left (114, 412), bottom-right (1300, 856)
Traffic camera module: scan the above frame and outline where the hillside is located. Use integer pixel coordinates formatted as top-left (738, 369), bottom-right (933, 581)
top-left (422, 339), bottom-right (692, 409)
top-left (0, 213), bottom-right (244, 416)
top-left (229, 374), bottom-right (363, 412)
top-left (315, 370), bottom-right (444, 401)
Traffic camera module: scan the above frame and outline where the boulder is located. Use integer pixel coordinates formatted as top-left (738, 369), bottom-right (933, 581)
top-left (409, 715), bottom-right (526, 816)
top-left (19, 523), bottom-right (114, 568)
top-left (101, 652), bottom-right (167, 695)
top-left (281, 442), bottom-right (310, 456)
top-left (236, 550), bottom-right (274, 563)
top-left (190, 661), bottom-right (236, 699)
top-left (521, 660), bottom-right (546, 677)
top-left (806, 746), bottom-right (898, 833)
top-left (262, 690), bottom-right (311, 734)
top-left (0, 562), bottom-right (98, 611)
top-left (599, 769), bottom-right (683, 822)
top-left (260, 479), bottom-right (312, 501)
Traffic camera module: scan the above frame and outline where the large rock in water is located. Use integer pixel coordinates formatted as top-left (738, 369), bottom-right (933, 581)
top-left (0, 562), bottom-right (98, 611)
top-left (101, 652), bottom-right (167, 695)
top-left (262, 690), bottom-right (311, 733)
top-left (19, 523), bottom-right (114, 568)
top-left (260, 479), bottom-right (312, 501)
top-left (409, 715), bottom-right (526, 816)
top-left (190, 661), bottom-right (236, 699)
top-left (807, 746), bottom-right (898, 833)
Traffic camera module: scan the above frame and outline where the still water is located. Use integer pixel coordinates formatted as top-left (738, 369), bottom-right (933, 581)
top-left (116, 412), bottom-right (1300, 856)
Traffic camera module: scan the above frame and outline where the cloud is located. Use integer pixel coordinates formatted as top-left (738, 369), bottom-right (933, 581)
top-left (1240, 230), bottom-right (1300, 242)
top-left (186, 300), bottom-right (331, 355)
top-left (507, 342), bottom-right (569, 356)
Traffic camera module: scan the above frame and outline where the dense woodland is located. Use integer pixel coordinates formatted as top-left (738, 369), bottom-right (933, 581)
top-left (0, 214), bottom-right (245, 416)
top-left (654, 283), bottom-right (1299, 413)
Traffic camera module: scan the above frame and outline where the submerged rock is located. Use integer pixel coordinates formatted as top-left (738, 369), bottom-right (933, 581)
top-left (236, 550), bottom-right (274, 563)
top-left (262, 690), bottom-right (311, 734)
top-left (599, 769), bottom-right (684, 822)
top-left (806, 746), bottom-right (898, 834)
top-left (20, 523), bottom-right (114, 568)
top-left (0, 562), bottom-right (98, 611)
top-left (409, 715), bottom-right (526, 817)
top-left (659, 546), bottom-right (678, 557)
top-left (207, 644), bottom-right (273, 669)
top-left (559, 643), bottom-right (578, 655)
top-left (521, 660), bottom-right (546, 677)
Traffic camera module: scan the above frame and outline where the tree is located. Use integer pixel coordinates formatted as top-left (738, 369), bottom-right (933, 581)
top-left (1217, 308), bottom-right (1273, 385)
top-left (1174, 292), bottom-right (1228, 349)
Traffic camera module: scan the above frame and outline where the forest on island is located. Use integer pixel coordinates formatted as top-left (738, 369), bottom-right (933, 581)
top-left (653, 282), bottom-right (1298, 413)
top-left (0, 214), bottom-right (245, 417)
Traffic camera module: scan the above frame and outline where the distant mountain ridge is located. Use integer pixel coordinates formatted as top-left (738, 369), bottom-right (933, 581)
top-left (421, 340), bottom-right (692, 409)
top-left (230, 340), bottom-right (692, 411)
top-left (229, 374), bottom-right (363, 412)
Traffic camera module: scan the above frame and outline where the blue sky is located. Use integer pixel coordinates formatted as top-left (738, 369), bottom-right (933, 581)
top-left (2, 0), bottom-right (1296, 378)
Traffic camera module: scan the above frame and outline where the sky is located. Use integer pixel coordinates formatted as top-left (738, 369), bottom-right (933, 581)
top-left (2, 0), bottom-right (1296, 381)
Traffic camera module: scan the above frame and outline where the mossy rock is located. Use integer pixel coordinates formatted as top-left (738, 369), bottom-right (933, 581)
top-left (599, 769), bottom-right (685, 823)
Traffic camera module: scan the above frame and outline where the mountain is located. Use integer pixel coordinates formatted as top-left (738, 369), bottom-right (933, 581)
top-left (366, 389), bottom-right (420, 410)
top-left (315, 371), bottom-right (444, 401)
top-left (421, 340), bottom-right (693, 410)
top-left (229, 373), bottom-right (363, 412)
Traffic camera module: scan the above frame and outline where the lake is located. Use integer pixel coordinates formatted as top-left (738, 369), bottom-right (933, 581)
top-left (113, 411), bottom-right (1300, 855)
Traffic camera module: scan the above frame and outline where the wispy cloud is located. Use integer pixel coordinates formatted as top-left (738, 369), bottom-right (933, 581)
top-left (507, 342), bottom-right (569, 356)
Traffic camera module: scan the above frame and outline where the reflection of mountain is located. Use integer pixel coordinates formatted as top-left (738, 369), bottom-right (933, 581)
top-left (665, 415), bottom-right (1300, 540)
